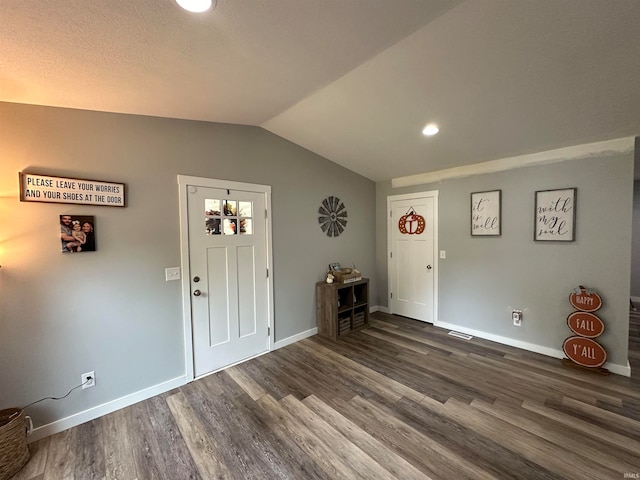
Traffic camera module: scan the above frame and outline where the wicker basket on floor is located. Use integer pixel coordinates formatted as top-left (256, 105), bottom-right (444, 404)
top-left (0, 408), bottom-right (30, 480)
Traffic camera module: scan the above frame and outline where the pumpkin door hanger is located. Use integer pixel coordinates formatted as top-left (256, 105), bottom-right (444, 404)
top-left (398, 208), bottom-right (425, 235)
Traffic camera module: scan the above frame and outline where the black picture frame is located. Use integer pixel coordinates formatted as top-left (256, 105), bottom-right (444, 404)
top-left (60, 214), bottom-right (96, 253)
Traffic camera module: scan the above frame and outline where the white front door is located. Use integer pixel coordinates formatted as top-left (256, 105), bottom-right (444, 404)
top-left (388, 191), bottom-right (438, 323)
top-left (180, 177), bottom-right (272, 378)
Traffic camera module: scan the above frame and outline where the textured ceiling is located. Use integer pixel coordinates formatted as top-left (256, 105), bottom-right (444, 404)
top-left (1, 0), bottom-right (639, 181)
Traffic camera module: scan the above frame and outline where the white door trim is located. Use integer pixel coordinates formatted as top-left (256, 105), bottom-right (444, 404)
top-left (387, 190), bottom-right (439, 322)
top-left (177, 175), bottom-right (275, 382)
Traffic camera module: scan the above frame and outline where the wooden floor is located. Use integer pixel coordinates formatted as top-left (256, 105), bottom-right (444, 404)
top-left (12, 312), bottom-right (640, 480)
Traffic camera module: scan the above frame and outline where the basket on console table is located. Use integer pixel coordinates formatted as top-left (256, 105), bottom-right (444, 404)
top-left (329, 268), bottom-right (362, 284)
top-left (0, 408), bottom-right (30, 480)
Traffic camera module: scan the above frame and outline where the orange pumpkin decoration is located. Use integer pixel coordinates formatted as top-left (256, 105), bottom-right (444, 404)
top-left (398, 209), bottom-right (426, 235)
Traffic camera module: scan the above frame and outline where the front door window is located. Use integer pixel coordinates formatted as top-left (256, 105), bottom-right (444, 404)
top-left (205, 198), bottom-right (253, 235)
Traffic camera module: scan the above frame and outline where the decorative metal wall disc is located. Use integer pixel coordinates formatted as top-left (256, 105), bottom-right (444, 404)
top-left (318, 196), bottom-right (347, 237)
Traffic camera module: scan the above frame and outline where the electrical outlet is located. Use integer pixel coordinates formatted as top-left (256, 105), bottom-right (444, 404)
top-left (82, 371), bottom-right (95, 389)
top-left (165, 267), bottom-right (181, 282)
top-left (512, 310), bottom-right (522, 327)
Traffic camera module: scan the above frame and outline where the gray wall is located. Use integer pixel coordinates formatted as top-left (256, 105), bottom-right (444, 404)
top-left (0, 102), bottom-right (375, 426)
top-left (377, 153), bottom-right (634, 369)
top-left (631, 179), bottom-right (640, 298)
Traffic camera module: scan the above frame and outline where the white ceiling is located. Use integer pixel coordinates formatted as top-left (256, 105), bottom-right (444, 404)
top-left (2, 0), bottom-right (639, 182)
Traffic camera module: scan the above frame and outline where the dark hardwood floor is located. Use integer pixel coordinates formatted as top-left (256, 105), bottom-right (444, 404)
top-left (11, 311), bottom-right (640, 479)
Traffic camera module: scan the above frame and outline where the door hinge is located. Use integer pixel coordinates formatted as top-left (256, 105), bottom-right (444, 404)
top-left (390, 252), bottom-right (392, 258)
top-left (267, 268), bottom-right (269, 278)
top-left (268, 327), bottom-right (271, 336)
top-left (390, 210), bottom-right (392, 217)
top-left (265, 209), bottom-right (268, 219)
top-left (390, 292), bottom-right (393, 299)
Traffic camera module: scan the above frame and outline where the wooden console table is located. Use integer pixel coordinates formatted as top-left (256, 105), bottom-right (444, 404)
top-left (316, 278), bottom-right (369, 340)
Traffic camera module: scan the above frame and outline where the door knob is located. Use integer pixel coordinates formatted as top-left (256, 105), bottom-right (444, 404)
top-left (426, 265), bottom-right (432, 270)
top-left (193, 289), bottom-right (201, 296)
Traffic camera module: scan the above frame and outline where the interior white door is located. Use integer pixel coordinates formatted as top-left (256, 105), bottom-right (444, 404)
top-left (187, 184), bottom-right (269, 376)
top-left (389, 193), bottom-right (437, 323)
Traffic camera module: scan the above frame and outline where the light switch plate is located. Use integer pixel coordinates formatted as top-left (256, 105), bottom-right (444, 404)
top-left (165, 267), bottom-right (181, 281)
top-left (439, 250), bottom-right (446, 259)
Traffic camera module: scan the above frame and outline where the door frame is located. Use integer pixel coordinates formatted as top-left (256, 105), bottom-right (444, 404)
top-left (177, 175), bottom-right (275, 382)
top-left (387, 190), bottom-right (439, 323)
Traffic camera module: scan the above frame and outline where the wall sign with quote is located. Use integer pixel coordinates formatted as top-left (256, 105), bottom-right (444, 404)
top-left (318, 196), bottom-right (347, 237)
top-left (471, 190), bottom-right (501, 236)
top-left (563, 286), bottom-right (607, 369)
top-left (534, 188), bottom-right (575, 241)
top-left (398, 207), bottom-right (425, 235)
top-left (20, 172), bottom-right (126, 207)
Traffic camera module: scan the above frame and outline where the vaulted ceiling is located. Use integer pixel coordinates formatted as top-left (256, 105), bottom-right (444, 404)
top-left (2, 0), bottom-right (639, 181)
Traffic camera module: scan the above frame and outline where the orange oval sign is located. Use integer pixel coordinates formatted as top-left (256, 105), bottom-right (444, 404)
top-left (563, 336), bottom-right (607, 368)
top-left (569, 287), bottom-right (602, 312)
top-left (566, 311), bottom-right (605, 338)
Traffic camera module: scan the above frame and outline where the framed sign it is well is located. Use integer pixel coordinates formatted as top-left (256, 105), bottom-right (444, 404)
top-left (471, 190), bottom-right (501, 236)
top-left (19, 173), bottom-right (126, 207)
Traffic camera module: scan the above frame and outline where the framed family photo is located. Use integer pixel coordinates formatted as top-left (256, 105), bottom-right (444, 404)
top-left (534, 188), bottom-right (576, 242)
top-left (471, 190), bottom-right (501, 236)
top-left (60, 215), bottom-right (96, 253)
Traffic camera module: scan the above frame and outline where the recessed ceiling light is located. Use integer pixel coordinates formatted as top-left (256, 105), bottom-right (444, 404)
top-left (176, 0), bottom-right (214, 13)
top-left (422, 123), bottom-right (439, 136)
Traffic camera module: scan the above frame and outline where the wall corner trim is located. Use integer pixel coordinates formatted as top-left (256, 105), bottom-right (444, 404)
top-left (27, 375), bottom-right (187, 443)
top-left (392, 136), bottom-right (636, 188)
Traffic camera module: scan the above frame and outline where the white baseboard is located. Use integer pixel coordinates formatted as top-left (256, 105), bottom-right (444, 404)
top-left (370, 305), bottom-right (389, 314)
top-left (29, 328), bottom-right (320, 443)
top-left (435, 320), bottom-right (631, 377)
top-left (611, 361), bottom-right (632, 377)
top-left (28, 375), bottom-right (187, 443)
top-left (274, 327), bottom-right (318, 349)
top-left (631, 296), bottom-right (640, 304)
top-left (27, 315), bottom-right (631, 443)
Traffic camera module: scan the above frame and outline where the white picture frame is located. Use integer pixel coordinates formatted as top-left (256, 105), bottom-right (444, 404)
top-left (471, 190), bottom-right (501, 236)
top-left (534, 188), bottom-right (576, 241)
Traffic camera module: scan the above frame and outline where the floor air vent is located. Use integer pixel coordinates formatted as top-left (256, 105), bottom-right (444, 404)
top-left (448, 331), bottom-right (473, 340)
